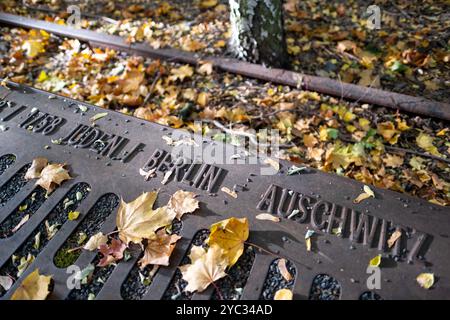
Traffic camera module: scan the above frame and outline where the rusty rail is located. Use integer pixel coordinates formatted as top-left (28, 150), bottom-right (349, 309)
top-left (0, 12), bottom-right (449, 121)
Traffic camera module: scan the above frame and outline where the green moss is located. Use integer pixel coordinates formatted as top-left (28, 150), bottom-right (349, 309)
top-left (54, 248), bottom-right (80, 269)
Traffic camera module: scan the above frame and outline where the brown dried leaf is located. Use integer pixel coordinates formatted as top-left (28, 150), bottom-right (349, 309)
top-left (98, 238), bottom-right (127, 267)
top-left (35, 163), bottom-right (71, 194)
top-left (179, 245), bottom-right (227, 293)
top-left (83, 232), bottom-right (108, 251)
top-left (167, 190), bottom-right (199, 220)
top-left (139, 229), bottom-right (181, 268)
top-left (221, 186), bottom-right (237, 198)
top-left (11, 269), bottom-right (52, 300)
top-left (25, 157), bottom-right (48, 180)
top-left (277, 259), bottom-right (293, 281)
top-left (255, 213), bottom-right (280, 223)
top-left (387, 230), bottom-right (402, 248)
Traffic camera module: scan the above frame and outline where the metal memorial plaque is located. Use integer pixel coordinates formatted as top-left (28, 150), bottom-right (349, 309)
top-left (0, 82), bottom-right (449, 300)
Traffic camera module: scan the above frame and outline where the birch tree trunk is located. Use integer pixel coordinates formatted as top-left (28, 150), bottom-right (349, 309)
top-left (228, 0), bottom-right (289, 68)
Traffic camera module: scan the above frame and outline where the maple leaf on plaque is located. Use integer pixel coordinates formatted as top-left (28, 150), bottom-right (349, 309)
top-left (97, 238), bottom-right (127, 267)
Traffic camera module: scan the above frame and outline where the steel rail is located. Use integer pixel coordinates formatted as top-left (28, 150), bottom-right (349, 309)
top-left (1, 12), bottom-right (449, 121)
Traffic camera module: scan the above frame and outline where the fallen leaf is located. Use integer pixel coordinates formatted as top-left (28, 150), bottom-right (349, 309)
top-left (274, 288), bottom-right (293, 300)
top-left (169, 65), bottom-right (194, 82)
top-left (303, 134), bottom-right (318, 148)
top-left (139, 229), bottom-right (181, 268)
top-left (287, 165), bottom-right (306, 176)
top-left (0, 276), bottom-right (13, 291)
top-left (416, 132), bottom-right (441, 156)
top-left (68, 211), bottom-right (80, 221)
top-left (139, 167), bottom-right (156, 181)
top-left (116, 192), bottom-right (174, 244)
top-left (25, 157), bottom-right (48, 180)
top-left (35, 163), bottom-right (71, 194)
top-left (83, 232), bottom-right (108, 251)
top-left (167, 190), bottom-right (199, 220)
top-left (37, 70), bottom-right (48, 83)
top-left (416, 273), bottom-right (434, 289)
top-left (200, 0), bottom-right (218, 9)
top-left (305, 229), bottom-right (314, 252)
top-left (354, 185), bottom-right (375, 203)
top-left (377, 122), bottom-right (400, 144)
top-left (264, 158), bottom-right (280, 172)
top-left (90, 112), bottom-right (108, 123)
top-left (197, 92), bottom-right (209, 107)
top-left (255, 213), bottom-right (280, 222)
top-left (17, 254), bottom-right (35, 277)
top-left (337, 40), bottom-right (358, 54)
top-left (98, 238), bottom-right (127, 267)
top-left (387, 230), bottom-right (402, 248)
top-left (369, 254), bottom-right (381, 267)
top-left (12, 214), bottom-right (30, 233)
top-left (22, 39), bottom-right (45, 58)
top-left (197, 61), bottom-right (213, 75)
top-left (161, 170), bottom-right (174, 185)
top-left (179, 245), bottom-right (227, 293)
top-left (208, 217), bottom-right (249, 267)
top-left (11, 269), bottom-right (52, 300)
top-left (277, 259), bottom-right (293, 281)
top-left (221, 186), bottom-right (237, 198)
top-left (383, 154), bottom-right (404, 168)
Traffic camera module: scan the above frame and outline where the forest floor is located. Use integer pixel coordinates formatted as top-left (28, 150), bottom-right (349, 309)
top-left (0, 0), bottom-right (449, 206)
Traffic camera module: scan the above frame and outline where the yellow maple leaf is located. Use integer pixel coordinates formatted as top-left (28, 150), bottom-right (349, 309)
top-left (22, 39), bottom-right (45, 58)
top-left (179, 245), bottom-right (227, 293)
top-left (377, 121), bottom-right (400, 144)
top-left (416, 132), bottom-right (442, 156)
top-left (37, 71), bottom-right (48, 83)
top-left (383, 154), bottom-right (404, 168)
top-left (116, 192), bottom-right (175, 245)
top-left (197, 61), bottom-right (213, 75)
top-left (169, 65), bottom-right (194, 82)
top-left (207, 217), bottom-right (249, 267)
top-left (11, 269), bottom-right (52, 300)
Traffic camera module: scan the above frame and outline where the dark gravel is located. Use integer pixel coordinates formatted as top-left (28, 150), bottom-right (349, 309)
top-left (0, 164), bottom-right (31, 207)
top-left (359, 291), bottom-right (382, 300)
top-left (162, 229), bottom-right (210, 300)
top-left (0, 154), bottom-right (16, 176)
top-left (0, 183), bottom-right (90, 297)
top-left (0, 186), bottom-right (47, 238)
top-left (66, 254), bottom-right (115, 300)
top-left (309, 274), bottom-right (341, 300)
top-left (260, 258), bottom-right (296, 300)
top-left (212, 246), bottom-right (255, 300)
top-left (53, 193), bottom-right (119, 269)
top-left (121, 219), bottom-right (183, 300)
